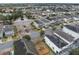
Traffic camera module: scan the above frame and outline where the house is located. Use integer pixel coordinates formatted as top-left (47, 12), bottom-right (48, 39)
top-left (73, 17), bottom-right (79, 21)
top-left (34, 20), bottom-right (44, 29)
top-left (34, 19), bottom-right (50, 29)
top-left (44, 32), bottom-right (68, 54)
top-left (44, 24), bottom-right (79, 54)
top-left (3, 25), bottom-right (14, 37)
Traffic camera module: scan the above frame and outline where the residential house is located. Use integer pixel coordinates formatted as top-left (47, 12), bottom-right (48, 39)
top-left (34, 19), bottom-right (50, 29)
top-left (44, 24), bottom-right (79, 54)
top-left (34, 20), bottom-right (44, 29)
top-left (3, 25), bottom-right (14, 37)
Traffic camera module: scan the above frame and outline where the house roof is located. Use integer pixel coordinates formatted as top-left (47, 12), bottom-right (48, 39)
top-left (35, 20), bottom-right (44, 25)
top-left (41, 19), bottom-right (50, 23)
top-left (55, 30), bottom-right (74, 43)
top-left (46, 34), bottom-right (68, 48)
top-left (3, 25), bottom-right (14, 32)
top-left (65, 24), bottom-right (79, 33)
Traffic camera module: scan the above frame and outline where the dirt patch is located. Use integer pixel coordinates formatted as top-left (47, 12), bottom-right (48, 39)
top-left (35, 41), bottom-right (49, 55)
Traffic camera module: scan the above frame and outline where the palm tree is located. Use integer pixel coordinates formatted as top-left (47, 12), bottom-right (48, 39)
top-left (23, 35), bottom-right (31, 41)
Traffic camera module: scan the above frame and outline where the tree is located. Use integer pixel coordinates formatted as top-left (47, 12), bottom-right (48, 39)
top-left (6, 15), bottom-right (12, 20)
top-left (11, 10), bottom-right (23, 21)
top-left (42, 8), bottom-right (46, 11)
top-left (31, 22), bottom-right (33, 25)
top-left (69, 48), bottom-right (79, 55)
top-left (25, 11), bottom-right (35, 19)
top-left (0, 9), bottom-right (23, 24)
top-left (52, 26), bottom-right (57, 31)
top-left (61, 24), bottom-right (64, 28)
top-left (23, 35), bottom-right (31, 41)
top-left (16, 10), bottom-right (23, 17)
top-left (5, 15), bottom-right (13, 24)
top-left (0, 14), bottom-right (6, 21)
top-left (49, 14), bottom-right (56, 17)
top-left (3, 32), bottom-right (7, 38)
top-left (40, 30), bottom-right (45, 36)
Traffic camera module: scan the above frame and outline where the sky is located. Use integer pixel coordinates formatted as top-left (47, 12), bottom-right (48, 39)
top-left (0, 0), bottom-right (79, 3)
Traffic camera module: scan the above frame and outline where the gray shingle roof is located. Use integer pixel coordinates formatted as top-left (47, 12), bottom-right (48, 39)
top-left (46, 34), bottom-right (68, 48)
top-left (55, 30), bottom-right (74, 43)
top-left (35, 20), bottom-right (44, 25)
top-left (65, 25), bottom-right (79, 33)
top-left (3, 25), bottom-right (14, 32)
top-left (41, 19), bottom-right (50, 23)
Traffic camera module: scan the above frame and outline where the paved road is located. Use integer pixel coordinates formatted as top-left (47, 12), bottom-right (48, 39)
top-left (14, 39), bottom-right (26, 55)
top-left (0, 41), bottom-right (13, 53)
top-left (21, 39), bottom-right (37, 54)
